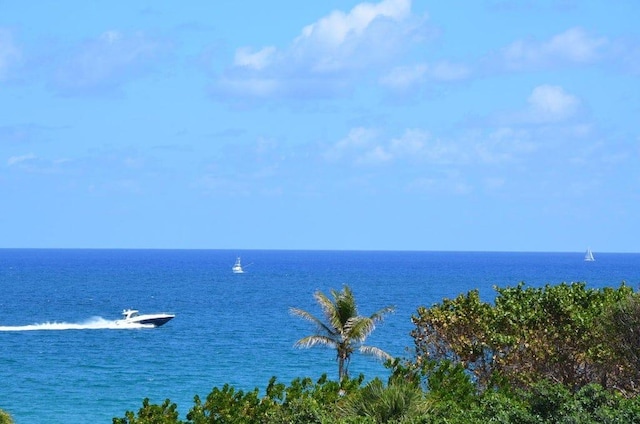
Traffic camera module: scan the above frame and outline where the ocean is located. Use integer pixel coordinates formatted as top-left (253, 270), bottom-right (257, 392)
top-left (1, 249), bottom-right (638, 423)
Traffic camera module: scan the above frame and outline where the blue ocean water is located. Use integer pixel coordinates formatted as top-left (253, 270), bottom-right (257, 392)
top-left (1, 249), bottom-right (638, 423)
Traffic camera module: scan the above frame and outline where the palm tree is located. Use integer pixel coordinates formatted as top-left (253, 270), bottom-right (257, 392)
top-left (290, 285), bottom-right (395, 381)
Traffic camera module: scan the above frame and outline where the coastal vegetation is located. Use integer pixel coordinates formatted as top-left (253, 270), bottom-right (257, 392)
top-left (113, 282), bottom-right (640, 423)
top-left (289, 285), bottom-right (395, 381)
top-left (0, 410), bottom-right (13, 424)
top-left (410, 282), bottom-right (640, 393)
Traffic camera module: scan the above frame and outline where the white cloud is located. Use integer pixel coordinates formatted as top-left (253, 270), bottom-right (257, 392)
top-left (389, 129), bottom-right (427, 156)
top-left (493, 85), bottom-right (582, 125)
top-left (475, 127), bottom-right (536, 163)
top-left (7, 153), bottom-right (36, 166)
top-left (428, 61), bottom-right (471, 81)
top-left (389, 129), bottom-right (468, 165)
top-left (358, 145), bottom-right (393, 164)
top-left (527, 84), bottom-right (580, 121)
top-left (545, 27), bottom-right (606, 62)
top-left (296, 0), bottom-right (411, 50)
top-left (501, 27), bottom-right (607, 70)
top-left (211, 0), bottom-right (429, 102)
top-left (380, 61), bottom-right (470, 91)
top-left (0, 28), bottom-right (21, 81)
top-left (379, 64), bottom-right (428, 90)
top-left (291, 0), bottom-right (419, 73)
top-left (326, 128), bottom-right (468, 166)
top-left (324, 127), bottom-right (379, 161)
top-left (234, 46), bottom-right (276, 70)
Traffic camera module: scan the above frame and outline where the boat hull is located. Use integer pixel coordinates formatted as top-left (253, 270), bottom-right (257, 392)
top-left (134, 316), bottom-right (174, 327)
top-left (116, 311), bottom-right (175, 327)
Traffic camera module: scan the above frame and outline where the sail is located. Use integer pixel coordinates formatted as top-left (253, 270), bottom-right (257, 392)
top-left (584, 248), bottom-right (595, 262)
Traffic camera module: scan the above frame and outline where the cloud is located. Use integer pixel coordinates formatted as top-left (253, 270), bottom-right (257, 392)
top-left (379, 63), bottom-right (428, 90)
top-left (484, 26), bottom-right (640, 76)
top-left (210, 0), bottom-right (430, 102)
top-left (299, 0), bottom-right (411, 47)
top-left (389, 129), bottom-right (463, 164)
top-left (324, 127), bottom-right (379, 162)
top-left (379, 61), bottom-right (471, 91)
top-left (6, 153), bottom-right (76, 175)
top-left (0, 27), bottom-right (22, 81)
top-left (492, 84), bottom-right (582, 125)
top-left (7, 153), bottom-right (36, 166)
top-left (292, 0), bottom-right (412, 72)
top-left (325, 127), bottom-right (469, 166)
top-left (52, 30), bottom-right (173, 95)
top-left (428, 61), bottom-right (472, 81)
top-left (233, 46), bottom-right (277, 70)
top-left (323, 82), bottom-right (588, 181)
top-left (325, 112), bottom-right (567, 172)
top-left (527, 84), bottom-right (580, 121)
top-left (500, 27), bottom-right (607, 70)
top-left (474, 127), bottom-right (537, 164)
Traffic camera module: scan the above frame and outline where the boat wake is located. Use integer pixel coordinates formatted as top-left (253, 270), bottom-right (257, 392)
top-left (0, 317), bottom-right (154, 331)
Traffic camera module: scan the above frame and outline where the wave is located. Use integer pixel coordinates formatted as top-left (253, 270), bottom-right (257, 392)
top-left (0, 317), bottom-right (154, 331)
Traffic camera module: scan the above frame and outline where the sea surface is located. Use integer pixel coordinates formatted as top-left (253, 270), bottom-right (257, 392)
top-left (1, 249), bottom-right (638, 423)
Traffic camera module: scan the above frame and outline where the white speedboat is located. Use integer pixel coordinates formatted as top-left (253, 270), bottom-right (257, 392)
top-left (232, 257), bottom-right (244, 273)
top-left (117, 309), bottom-right (175, 327)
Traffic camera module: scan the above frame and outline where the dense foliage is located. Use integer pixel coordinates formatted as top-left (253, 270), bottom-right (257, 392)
top-left (410, 282), bottom-right (640, 393)
top-left (0, 410), bottom-right (13, 424)
top-left (113, 374), bottom-right (363, 424)
top-left (113, 282), bottom-right (640, 423)
top-left (113, 374), bottom-right (640, 424)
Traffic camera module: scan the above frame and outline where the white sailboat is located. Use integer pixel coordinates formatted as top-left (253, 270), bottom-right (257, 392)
top-left (232, 257), bottom-right (244, 273)
top-left (584, 248), bottom-right (595, 262)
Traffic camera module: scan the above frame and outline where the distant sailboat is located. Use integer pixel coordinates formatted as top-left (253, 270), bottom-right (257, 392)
top-left (584, 248), bottom-right (595, 262)
top-left (232, 257), bottom-right (244, 273)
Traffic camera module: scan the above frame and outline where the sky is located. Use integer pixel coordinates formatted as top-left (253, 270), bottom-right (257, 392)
top-left (1, 0), bottom-right (638, 252)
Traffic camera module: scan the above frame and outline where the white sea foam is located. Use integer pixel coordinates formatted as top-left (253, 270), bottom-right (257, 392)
top-left (0, 317), bottom-right (154, 331)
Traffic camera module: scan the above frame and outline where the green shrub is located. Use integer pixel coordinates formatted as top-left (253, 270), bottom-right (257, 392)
top-left (0, 410), bottom-right (14, 424)
top-left (411, 282), bottom-right (637, 393)
top-left (112, 398), bottom-right (182, 424)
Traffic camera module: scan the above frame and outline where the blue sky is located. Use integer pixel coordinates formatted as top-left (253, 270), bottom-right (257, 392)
top-left (1, 0), bottom-right (638, 252)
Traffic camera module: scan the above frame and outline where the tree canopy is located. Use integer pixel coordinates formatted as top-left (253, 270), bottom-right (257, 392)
top-left (410, 282), bottom-right (639, 393)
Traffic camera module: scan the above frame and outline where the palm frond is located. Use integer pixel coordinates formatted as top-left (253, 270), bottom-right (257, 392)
top-left (336, 286), bottom-right (358, 323)
top-left (289, 307), bottom-right (336, 336)
top-left (294, 335), bottom-right (338, 349)
top-left (370, 305), bottom-right (396, 323)
top-left (344, 316), bottom-right (375, 341)
top-left (360, 345), bottom-right (393, 362)
top-left (313, 291), bottom-right (343, 332)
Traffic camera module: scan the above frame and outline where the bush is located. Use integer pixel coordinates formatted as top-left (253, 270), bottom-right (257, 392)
top-left (410, 282), bottom-right (637, 393)
top-left (112, 398), bottom-right (182, 424)
top-left (0, 410), bottom-right (14, 424)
